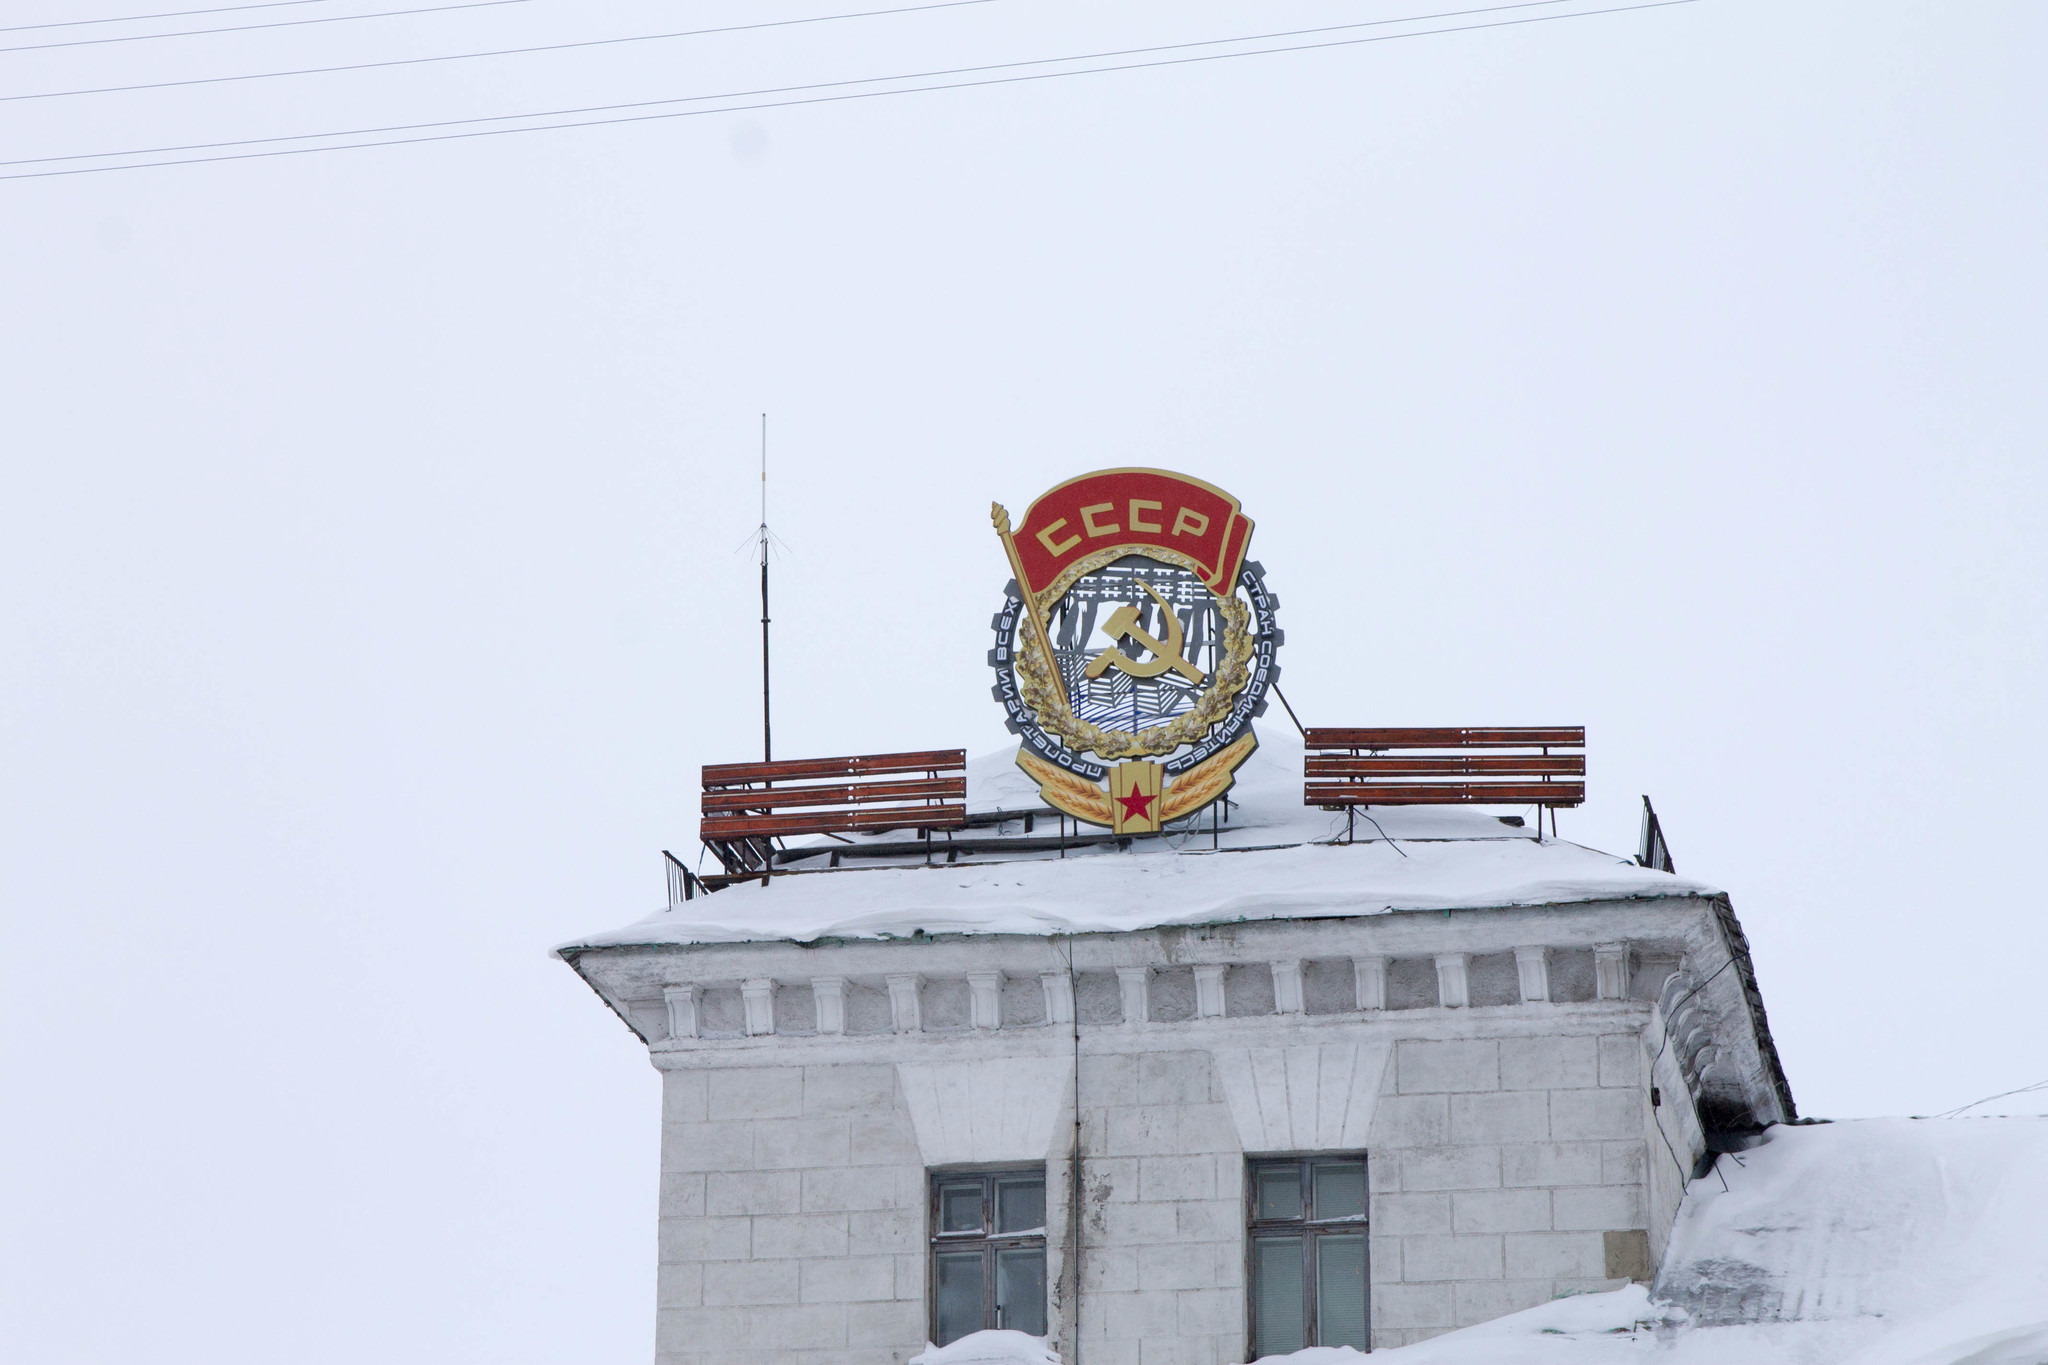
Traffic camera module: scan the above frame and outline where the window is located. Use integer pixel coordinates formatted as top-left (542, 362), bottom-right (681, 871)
top-left (929, 1169), bottom-right (1048, 1345)
top-left (1246, 1156), bottom-right (1370, 1357)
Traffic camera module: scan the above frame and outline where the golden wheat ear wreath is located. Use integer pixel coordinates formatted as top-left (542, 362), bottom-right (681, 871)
top-left (1016, 732), bottom-right (1255, 829)
top-left (1015, 750), bottom-right (1116, 825)
top-left (1013, 588), bottom-right (1256, 762)
top-left (1158, 733), bottom-right (1257, 820)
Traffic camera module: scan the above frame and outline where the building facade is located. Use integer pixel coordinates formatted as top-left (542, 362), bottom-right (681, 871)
top-left (560, 467), bottom-right (1792, 1361)
top-left (559, 770), bottom-right (1792, 1362)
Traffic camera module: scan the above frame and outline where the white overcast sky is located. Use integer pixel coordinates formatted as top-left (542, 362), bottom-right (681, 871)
top-left (3, 1), bottom-right (2043, 1361)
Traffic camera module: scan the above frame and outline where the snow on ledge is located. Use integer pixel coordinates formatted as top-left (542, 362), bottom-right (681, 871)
top-left (564, 738), bottom-right (1714, 950)
top-left (560, 837), bottom-right (1708, 950)
top-left (1240, 1347), bottom-right (1373, 1365)
top-left (909, 1330), bottom-right (1061, 1365)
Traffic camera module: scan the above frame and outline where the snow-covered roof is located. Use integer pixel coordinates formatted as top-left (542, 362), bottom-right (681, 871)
top-left (1369, 1116), bottom-right (2048, 1365)
top-left (561, 732), bottom-right (1717, 951)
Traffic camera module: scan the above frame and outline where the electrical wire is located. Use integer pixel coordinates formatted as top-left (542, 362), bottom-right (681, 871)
top-left (1270, 682), bottom-right (1310, 741)
top-left (0, 0), bottom-right (537, 52)
top-left (1934, 1078), bottom-right (2048, 1120)
top-left (3, 0), bottom-right (340, 33)
top-left (2, 0), bottom-right (1600, 154)
top-left (1058, 930), bottom-right (1082, 1353)
top-left (1652, 1088), bottom-right (1695, 1186)
top-left (3, 0), bottom-right (1000, 96)
top-left (1651, 955), bottom-right (1734, 1080)
top-left (0, 0), bottom-right (1703, 181)
top-left (1356, 810), bottom-right (1408, 855)
top-left (1644, 956), bottom-right (1733, 1188)
top-left (1648, 955), bottom-right (1735, 1175)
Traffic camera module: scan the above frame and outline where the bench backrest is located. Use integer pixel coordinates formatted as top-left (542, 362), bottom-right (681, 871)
top-left (700, 749), bottom-right (968, 856)
top-left (1303, 727), bottom-right (1585, 809)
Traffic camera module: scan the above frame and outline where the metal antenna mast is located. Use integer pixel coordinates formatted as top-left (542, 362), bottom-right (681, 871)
top-left (759, 414), bottom-right (772, 762)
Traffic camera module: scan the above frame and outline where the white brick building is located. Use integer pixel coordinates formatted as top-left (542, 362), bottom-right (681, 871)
top-left (559, 741), bottom-right (1793, 1361)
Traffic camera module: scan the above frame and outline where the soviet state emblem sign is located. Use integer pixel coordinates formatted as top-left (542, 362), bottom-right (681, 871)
top-left (990, 468), bottom-right (1281, 833)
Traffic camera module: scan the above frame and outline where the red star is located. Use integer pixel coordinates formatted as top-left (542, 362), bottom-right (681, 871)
top-left (1116, 788), bottom-right (1157, 822)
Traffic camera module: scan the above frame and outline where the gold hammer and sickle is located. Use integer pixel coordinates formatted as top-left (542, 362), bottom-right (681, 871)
top-left (1083, 581), bottom-right (1206, 684)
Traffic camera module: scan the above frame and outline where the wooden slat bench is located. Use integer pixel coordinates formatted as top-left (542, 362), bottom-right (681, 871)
top-left (1303, 727), bottom-right (1585, 810)
top-left (700, 749), bottom-right (967, 882)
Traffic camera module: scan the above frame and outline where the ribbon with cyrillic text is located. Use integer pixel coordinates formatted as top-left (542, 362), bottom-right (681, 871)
top-left (1010, 468), bottom-right (1253, 599)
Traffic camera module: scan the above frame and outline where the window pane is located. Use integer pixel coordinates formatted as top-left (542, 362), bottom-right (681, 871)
top-left (996, 1177), bottom-right (1046, 1234)
top-left (939, 1182), bottom-right (984, 1234)
top-left (1315, 1234), bottom-right (1369, 1349)
top-left (1251, 1234), bottom-right (1306, 1357)
top-left (1255, 1165), bottom-right (1304, 1221)
top-left (995, 1246), bottom-right (1047, 1336)
top-left (934, 1251), bottom-right (986, 1346)
top-left (1312, 1161), bottom-right (1367, 1222)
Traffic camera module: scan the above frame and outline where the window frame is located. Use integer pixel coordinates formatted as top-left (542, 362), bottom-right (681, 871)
top-left (927, 1167), bottom-right (1049, 1345)
top-left (1245, 1154), bottom-right (1371, 1358)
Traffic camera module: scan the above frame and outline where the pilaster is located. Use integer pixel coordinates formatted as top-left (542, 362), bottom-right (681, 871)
top-left (663, 984), bottom-right (698, 1041)
top-left (885, 974), bottom-right (923, 1033)
top-left (1354, 956), bottom-right (1387, 1011)
top-left (812, 977), bottom-right (847, 1036)
top-left (1116, 966), bottom-right (1153, 1024)
top-left (1271, 960), bottom-right (1305, 1015)
top-left (967, 971), bottom-right (1003, 1029)
top-left (1594, 943), bottom-right (1631, 1001)
top-left (741, 978), bottom-right (775, 1036)
top-left (1514, 947), bottom-right (1550, 1004)
top-left (1435, 953), bottom-right (1471, 1009)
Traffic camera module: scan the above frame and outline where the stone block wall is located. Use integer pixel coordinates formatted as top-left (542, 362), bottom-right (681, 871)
top-left (655, 1062), bottom-right (930, 1365)
top-left (1055, 1030), bottom-right (1660, 1358)
top-left (1073, 1048), bottom-right (1246, 1365)
top-left (591, 902), bottom-right (1778, 1364)
top-left (650, 1025), bottom-right (1669, 1362)
top-left (1364, 1033), bottom-right (1649, 1347)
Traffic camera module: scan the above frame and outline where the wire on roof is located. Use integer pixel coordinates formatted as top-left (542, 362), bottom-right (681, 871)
top-left (1934, 1078), bottom-right (2048, 1120)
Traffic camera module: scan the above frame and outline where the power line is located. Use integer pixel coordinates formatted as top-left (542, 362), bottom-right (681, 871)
top-left (0, 0), bottom-right (536, 52)
top-left (3, 0), bottom-right (1697, 169)
top-left (1934, 1078), bottom-right (2048, 1120)
top-left (2, 0), bottom-right (339, 34)
top-left (0, 0), bottom-right (1703, 181)
top-left (2, 0), bottom-right (1680, 162)
top-left (3, 0), bottom-right (999, 97)
top-left (7, 0), bottom-right (1499, 162)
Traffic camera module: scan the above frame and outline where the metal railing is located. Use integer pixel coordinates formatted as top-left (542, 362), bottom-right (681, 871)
top-left (664, 849), bottom-right (701, 906)
top-left (1637, 796), bottom-right (1675, 873)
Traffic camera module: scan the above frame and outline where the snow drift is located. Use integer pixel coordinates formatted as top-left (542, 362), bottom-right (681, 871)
top-left (908, 1120), bottom-right (2048, 1365)
top-left (1360, 1116), bottom-right (2048, 1365)
top-left (909, 1330), bottom-right (1063, 1364)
